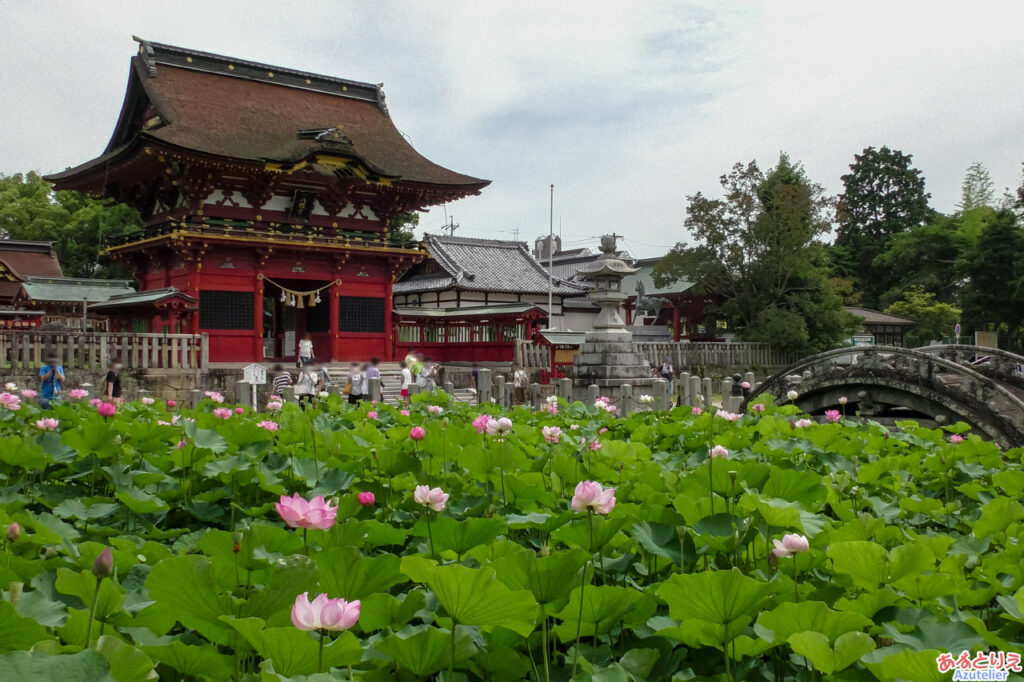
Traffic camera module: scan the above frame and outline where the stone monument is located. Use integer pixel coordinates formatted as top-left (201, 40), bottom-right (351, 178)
top-left (572, 235), bottom-right (656, 401)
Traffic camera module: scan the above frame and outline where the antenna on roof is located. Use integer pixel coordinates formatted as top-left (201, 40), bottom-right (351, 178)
top-left (444, 216), bottom-right (459, 237)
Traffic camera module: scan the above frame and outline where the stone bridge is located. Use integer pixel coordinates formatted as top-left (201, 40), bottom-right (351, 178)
top-left (742, 345), bottom-right (1024, 447)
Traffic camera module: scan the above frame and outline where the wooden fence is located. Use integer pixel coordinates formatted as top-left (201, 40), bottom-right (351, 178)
top-left (636, 341), bottom-right (800, 372)
top-left (0, 331), bottom-right (209, 371)
top-left (514, 341), bottom-right (550, 370)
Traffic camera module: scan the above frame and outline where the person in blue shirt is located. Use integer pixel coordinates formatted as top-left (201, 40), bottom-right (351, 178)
top-left (38, 353), bottom-right (65, 408)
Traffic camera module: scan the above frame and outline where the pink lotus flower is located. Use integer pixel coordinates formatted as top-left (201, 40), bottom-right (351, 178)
top-left (204, 391), bottom-right (225, 403)
top-left (400, 409), bottom-right (410, 416)
top-left (569, 424), bottom-right (580, 430)
top-left (472, 414), bottom-right (490, 433)
top-left (741, 381), bottom-right (751, 389)
top-left (427, 405), bottom-right (443, 414)
top-left (6, 522), bottom-right (19, 542)
top-left (92, 547), bottom-right (114, 579)
top-left (174, 439), bottom-right (188, 449)
top-left (793, 418), bottom-right (814, 428)
top-left (97, 402), bottom-right (117, 417)
top-left (716, 410), bottom-right (741, 422)
top-left (20, 389), bottom-right (37, 398)
top-left (691, 407), bottom-right (702, 415)
top-left (291, 593), bottom-right (360, 632)
top-left (275, 493), bottom-right (338, 529)
top-left (950, 434), bottom-right (964, 443)
top-left (35, 418), bottom-right (59, 431)
top-left (485, 417), bottom-right (513, 437)
top-left (838, 396), bottom-right (848, 405)
top-left (357, 491), bottom-right (375, 506)
top-left (67, 388), bottom-right (88, 400)
top-left (413, 485), bottom-right (449, 512)
top-left (750, 403), bottom-right (766, 413)
top-left (266, 400), bottom-right (283, 411)
top-left (141, 397), bottom-right (155, 405)
top-left (234, 407), bottom-right (245, 415)
top-left (257, 420), bottom-right (279, 432)
top-left (709, 445), bottom-right (729, 458)
top-left (599, 427), bottom-right (608, 434)
top-left (546, 403), bottom-right (558, 415)
top-left (824, 410), bottom-right (841, 423)
top-left (542, 425), bottom-right (561, 443)
top-left (772, 533), bottom-right (810, 559)
top-left (270, 394), bottom-right (282, 401)
top-left (213, 408), bottom-right (232, 419)
top-left (366, 411), bottom-right (378, 420)
top-left (0, 393), bottom-right (22, 411)
top-left (410, 426), bottom-right (426, 441)
top-left (589, 440), bottom-right (602, 451)
top-left (606, 404), bottom-right (618, 413)
top-left (89, 398), bottom-right (102, 407)
top-left (571, 481), bottom-right (616, 515)
top-left (166, 399), bottom-right (176, 407)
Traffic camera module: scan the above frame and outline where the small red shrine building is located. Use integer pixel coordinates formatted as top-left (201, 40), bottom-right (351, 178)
top-left (46, 39), bottom-right (488, 363)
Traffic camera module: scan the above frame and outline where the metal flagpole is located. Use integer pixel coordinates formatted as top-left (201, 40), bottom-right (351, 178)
top-left (548, 184), bottom-right (554, 329)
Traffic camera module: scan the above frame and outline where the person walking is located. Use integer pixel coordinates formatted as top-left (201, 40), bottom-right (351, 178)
top-left (364, 358), bottom-right (381, 401)
top-left (400, 360), bottom-right (413, 403)
top-left (512, 363), bottom-right (528, 404)
top-left (38, 352), bottom-right (65, 409)
top-left (346, 362), bottom-right (363, 405)
top-left (298, 333), bottom-right (314, 367)
top-left (105, 358), bottom-right (124, 406)
top-left (315, 361), bottom-right (332, 394)
top-left (271, 364), bottom-right (293, 397)
top-left (660, 356), bottom-right (675, 395)
top-left (294, 363), bottom-right (317, 410)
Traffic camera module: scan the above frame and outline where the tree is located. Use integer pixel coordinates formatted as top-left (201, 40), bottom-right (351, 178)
top-left (884, 287), bottom-right (961, 347)
top-left (654, 155), bottom-right (858, 354)
top-left (387, 211), bottom-right (419, 245)
top-left (959, 209), bottom-right (1024, 351)
top-left (832, 146), bottom-right (931, 308)
top-left (0, 172), bottom-right (141, 279)
top-left (958, 162), bottom-right (995, 211)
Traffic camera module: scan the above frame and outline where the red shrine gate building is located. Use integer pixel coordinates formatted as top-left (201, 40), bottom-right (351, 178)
top-left (47, 39), bottom-right (488, 363)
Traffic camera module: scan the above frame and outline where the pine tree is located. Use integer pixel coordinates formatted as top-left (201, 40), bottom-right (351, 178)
top-left (958, 162), bottom-right (995, 211)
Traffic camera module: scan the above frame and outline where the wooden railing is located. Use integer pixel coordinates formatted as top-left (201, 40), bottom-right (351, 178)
top-left (0, 331), bottom-right (208, 371)
top-left (636, 341), bottom-right (800, 372)
top-left (515, 340), bottom-right (550, 370)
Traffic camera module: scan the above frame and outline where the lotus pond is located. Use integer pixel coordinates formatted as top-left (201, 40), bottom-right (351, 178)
top-left (0, 388), bottom-right (1021, 681)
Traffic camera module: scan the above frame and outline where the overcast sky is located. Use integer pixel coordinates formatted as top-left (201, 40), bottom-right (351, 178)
top-left (3, 1), bottom-right (1023, 257)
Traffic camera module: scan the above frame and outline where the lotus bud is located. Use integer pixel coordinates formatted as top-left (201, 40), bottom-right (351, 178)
top-left (8, 581), bottom-right (22, 607)
top-left (232, 531), bottom-right (244, 554)
top-left (43, 546), bottom-right (59, 560)
top-left (6, 522), bottom-right (19, 542)
top-left (728, 470), bottom-right (737, 487)
top-left (92, 547), bottom-right (114, 579)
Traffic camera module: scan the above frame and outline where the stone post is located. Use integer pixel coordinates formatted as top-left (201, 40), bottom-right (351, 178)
top-left (721, 377), bottom-right (733, 405)
top-left (443, 380), bottom-right (454, 396)
top-left (495, 375), bottom-right (506, 408)
top-left (235, 381), bottom-right (254, 409)
top-left (620, 384), bottom-right (633, 415)
top-left (188, 389), bottom-right (203, 409)
top-left (652, 378), bottom-right (669, 412)
top-left (688, 376), bottom-right (701, 405)
top-left (587, 384), bottom-right (600, 404)
top-left (504, 384), bottom-right (514, 407)
top-left (477, 368), bottom-right (492, 404)
top-left (529, 383), bottom-right (542, 410)
top-left (743, 372), bottom-right (755, 391)
top-left (702, 377), bottom-right (713, 409)
top-left (407, 384), bottom-right (421, 399)
top-left (679, 371), bottom-right (690, 404)
top-left (369, 377), bottom-right (382, 403)
top-left (557, 377), bottom-right (573, 401)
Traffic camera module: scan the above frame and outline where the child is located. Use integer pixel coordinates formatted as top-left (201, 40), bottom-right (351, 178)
top-left (400, 360), bottom-right (413, 403)
top-left (347, 362), bottom-right (363, 405)
top-left (105, 358), bottom-right (124, 405)
top-left (38, 352), bottom-right (65, 409)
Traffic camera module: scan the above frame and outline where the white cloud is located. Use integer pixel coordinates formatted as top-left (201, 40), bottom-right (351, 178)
top-left (2, 1), bottom-right (1023, 258)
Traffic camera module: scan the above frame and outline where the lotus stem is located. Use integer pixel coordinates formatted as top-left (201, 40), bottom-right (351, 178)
top-left (542, 617), bottom-right (551, 682)
top-left (426, 511), bottom-right (436, 560)
top-left (792, 553), bottom-right (799, 603)
top-left (572, 562), bottom-right (589, 678)
top-left (318, 630), bottom-right (325, 673)
top-left (449, 620), bottom-right (458, 678)
top-left (85, 576), bottom-right (101, 648)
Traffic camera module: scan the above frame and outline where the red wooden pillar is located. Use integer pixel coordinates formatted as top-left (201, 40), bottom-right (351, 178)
top-left (625, 302), bottom-right (632, 325)
top-left (191, 262), bottom-right (202, 334)
top-left (329, 282), bottom-right (340, 361)
top-left (672, 305), bottom-right (681, 342)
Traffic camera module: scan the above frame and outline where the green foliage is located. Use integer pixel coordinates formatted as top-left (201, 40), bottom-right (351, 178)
top-left (885, 287), bottom-right (961, 347)
top-left (833, 146), bottom-right (932, 308)
top-left (959, 208), bottom-right (1024, 350)
top-left (0, 390), bottom-right (1019, 679)
top-left (959, 161), bottom-right (995, 212)
top-left (0, 171), bottom-right (142, 279)
top-left (654, 154), bottom-right (856, 353)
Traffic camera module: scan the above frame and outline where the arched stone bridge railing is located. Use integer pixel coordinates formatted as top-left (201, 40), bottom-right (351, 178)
top-left (742, 345), bottom-right (1024, 448)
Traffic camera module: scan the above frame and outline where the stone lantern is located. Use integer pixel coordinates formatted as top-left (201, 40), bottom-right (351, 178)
top-left (575, 234), bottom-right (638, 337)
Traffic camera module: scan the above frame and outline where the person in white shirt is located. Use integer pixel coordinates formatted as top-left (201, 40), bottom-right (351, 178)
top-left (297, 334), bottom-right (314, 366)
top-left (347, 362), bottom-right (363, 405)
top-left (512, 363), bottom-right (528, 404)
top-left (363, 358), bottom-right (381, 400)
top-left (400, 360), bottom-right (413, 403)
top-left (293, 364), bottom-right (317, 410)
